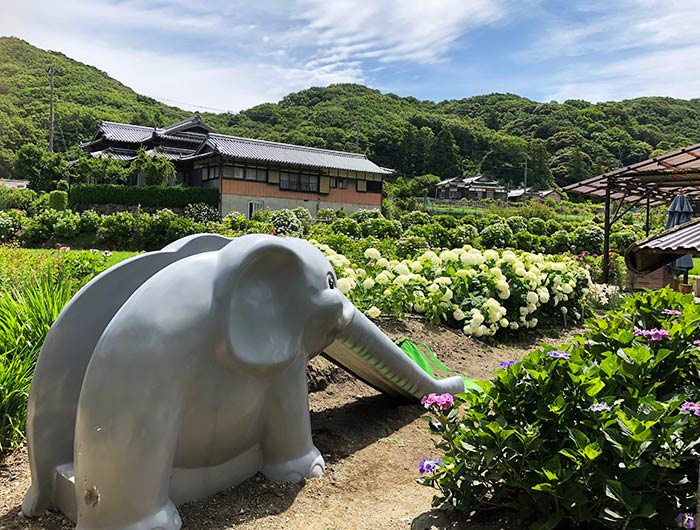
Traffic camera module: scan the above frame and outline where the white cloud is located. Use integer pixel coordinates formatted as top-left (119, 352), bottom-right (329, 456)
top-left (296, 0), bottom-right (509, 66)
top-left (517, 0), bottom-right (700, 102)
top-left (545, 44), bottom-right (700, 102)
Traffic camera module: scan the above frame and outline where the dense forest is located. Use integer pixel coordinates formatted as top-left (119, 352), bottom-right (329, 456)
top-left (3, 36), bottom-right (700, 190)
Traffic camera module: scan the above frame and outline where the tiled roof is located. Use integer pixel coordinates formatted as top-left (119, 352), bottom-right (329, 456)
top-left (203, 133), bottom-right (391, 174)
top-left (86, 117), bottom-right (394, 175)
top-left (99, 122), bottom-right (154, 143)
top-left (89, 148), bottom-right (137, 161)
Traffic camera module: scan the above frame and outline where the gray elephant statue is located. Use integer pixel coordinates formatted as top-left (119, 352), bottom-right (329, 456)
top-left (22, 234), bottom-right (464, 530)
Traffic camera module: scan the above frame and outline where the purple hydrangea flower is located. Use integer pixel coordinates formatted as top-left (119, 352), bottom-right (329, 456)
top-left (418, 458), bottom-right (443, 475)
top-left (694, 340), bottom-right (700, 346)
top-left (634, 327), bottom-right (670, 341)
top-left (589, 402), bottom-right (611, 412)
top-left (547, 350), bottom-right (570, 359)
top-left (675, 512), bottom-right (696, 529)
top-left (499, 360), bottom-right (517, 368)
top-left (663, 309), bottom-right (683, 317)
top-left (681, 402), bottom-right (700, 416)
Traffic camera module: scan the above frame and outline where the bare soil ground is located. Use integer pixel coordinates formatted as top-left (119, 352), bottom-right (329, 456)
top-left (0, 318), bottom-right (581, 530)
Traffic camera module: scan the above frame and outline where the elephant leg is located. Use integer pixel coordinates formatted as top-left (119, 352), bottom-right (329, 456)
top-left (74, 351), bottom-right (184, 530)
top-left (260, 357), bottom-right (324, 483)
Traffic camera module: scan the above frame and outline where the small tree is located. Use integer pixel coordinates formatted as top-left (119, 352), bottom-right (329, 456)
top-left (129, 147), bottom-right (176, 186)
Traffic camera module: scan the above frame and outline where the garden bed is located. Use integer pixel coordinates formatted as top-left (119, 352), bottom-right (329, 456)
top-left (0, 318), bottom-right (580, 530)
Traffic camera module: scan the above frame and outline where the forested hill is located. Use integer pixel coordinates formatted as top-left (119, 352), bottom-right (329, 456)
top-left (3, 36), bottom-right (700, 189)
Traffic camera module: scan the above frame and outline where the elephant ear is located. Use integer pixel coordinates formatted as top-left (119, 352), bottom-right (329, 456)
top-left (224, 237), bottom-right (307, 370)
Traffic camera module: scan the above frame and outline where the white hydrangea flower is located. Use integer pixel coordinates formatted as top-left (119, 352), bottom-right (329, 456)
top-left (393, 275), bottom-right (410, 287)
top-left (409, 261), bottom-right (423, 272)
top-left (337, 277), bottom-right (354, 294)
top-left (526, 291), bottom-right (539, 305)
top-left (376, 258), bottom-right (390, 268)
top-left (362, 278), bottom-right (375, 290)
top-left (364, 248), bottom-right (381, 260)
top-left (453, 308), bottom-right (466, 321)
top-left (366, 306), bottom-right (381, 318)
top-left (484, 249), bottom-right (499, 261)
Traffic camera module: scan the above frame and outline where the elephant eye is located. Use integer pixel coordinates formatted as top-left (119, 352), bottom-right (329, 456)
top-left (327, 273), bottom-right (336, 289)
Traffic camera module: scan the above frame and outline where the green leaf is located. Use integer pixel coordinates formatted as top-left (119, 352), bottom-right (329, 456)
top-left (605, 480), bottom-right (639, 511)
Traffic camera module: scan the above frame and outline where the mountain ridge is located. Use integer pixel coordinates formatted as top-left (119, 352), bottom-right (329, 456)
top-left (2, 36), bottom-right (700, 188)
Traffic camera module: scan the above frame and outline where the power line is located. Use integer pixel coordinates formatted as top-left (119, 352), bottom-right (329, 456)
top-left (149, 96), bottom-right (233, 113)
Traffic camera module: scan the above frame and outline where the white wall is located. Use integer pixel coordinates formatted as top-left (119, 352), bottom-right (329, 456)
top-left (221, 193), bottom-right (377, 218)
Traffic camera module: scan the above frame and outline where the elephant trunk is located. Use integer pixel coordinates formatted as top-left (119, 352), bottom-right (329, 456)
top-left (323, 308), bottom-right (465, 400)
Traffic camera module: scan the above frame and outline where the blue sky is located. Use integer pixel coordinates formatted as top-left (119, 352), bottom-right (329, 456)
top-left (2, 0), bottom-right (699, 112)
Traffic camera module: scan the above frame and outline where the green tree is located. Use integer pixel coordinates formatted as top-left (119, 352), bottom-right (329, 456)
top-left (12, 144), bottom-right (67, 191)
top-left (527, 139), bottom-right (554, 189)
top-left (430, 128), bottom-right (461, 178)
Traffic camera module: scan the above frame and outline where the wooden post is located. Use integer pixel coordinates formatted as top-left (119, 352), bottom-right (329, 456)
top-left (603, 182), bottom-right (611, 284)
top-left (645, 196), bottom-right (650, 236)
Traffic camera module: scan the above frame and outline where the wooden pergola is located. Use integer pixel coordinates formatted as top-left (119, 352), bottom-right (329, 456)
top-left (563, 143), bottom-right (700, 283)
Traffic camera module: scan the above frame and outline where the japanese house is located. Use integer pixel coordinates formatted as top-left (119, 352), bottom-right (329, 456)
top-left (81, 115), bottom-right (393, 217)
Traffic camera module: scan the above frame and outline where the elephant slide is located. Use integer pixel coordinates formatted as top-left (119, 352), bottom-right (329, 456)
top-left (22, 234), bottom-right (464, 530)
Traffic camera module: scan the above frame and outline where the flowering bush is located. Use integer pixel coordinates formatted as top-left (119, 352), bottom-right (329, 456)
top-left (223, 211), bottom-right (249, 232)
top-left (419, 288), bottom-right (700, 529)
top-left (78, 210), bottom-right (102, 234)
top-left (573, 224), bottom-right (605, 254)
top-left (184, 202), bottom-right (220, 224)
top-left (0, 210), bottom-right (25, 242)
top-left (350, 208), bottom-right (382, 222)
top-left (53, 211), bottom-right (81, 239)
top-left (269, 209), bottom-right (302, 236)
top-left (480, 222), bottom-right (514, 249)
top-left (315, 243), bottom-right (591, 337)
top-left (330, 217), bottom-right (361, 238)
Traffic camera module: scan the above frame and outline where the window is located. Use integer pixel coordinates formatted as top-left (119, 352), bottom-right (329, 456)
top-left (202, 166), bottom-right (219, 181)
top-left (280, 171), bottom-right (319, 192)
top-left (449, 189), bottom-right (459, 199)
top-left (337, 178), bottom-right (347, 189)
top-left (367, 180), bottom-right (382, 193)
top-left (248, 200), bottom-right (264, 218)
top-left (245, 167), bottom-right (267, 182)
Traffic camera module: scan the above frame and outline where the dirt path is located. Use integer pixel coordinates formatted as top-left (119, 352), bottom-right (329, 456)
top-left (0, 319), bottom-right (581, 530)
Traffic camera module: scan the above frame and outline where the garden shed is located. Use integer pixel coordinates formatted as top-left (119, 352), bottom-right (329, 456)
top-left (564, 144), bottom-right (700, 283)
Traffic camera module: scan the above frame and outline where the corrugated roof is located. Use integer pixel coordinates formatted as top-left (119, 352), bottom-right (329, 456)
top-left (564, 143), bottom-right (700, 206)
top-left (203, 133), bottom-right (390, 174)
top-left (625, 218), bottom-right (700, 273)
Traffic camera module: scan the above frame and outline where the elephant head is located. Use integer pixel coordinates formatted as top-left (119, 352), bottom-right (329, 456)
top-left (216, 235), bottom-right (355, 371)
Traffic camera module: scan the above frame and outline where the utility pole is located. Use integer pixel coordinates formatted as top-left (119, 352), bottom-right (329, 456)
top-left (523, 151), bottom-right (528, 192)
top-left (48, 66), bottom-right (55, 153)
top-left (354, 120), bottom-right (360, 153)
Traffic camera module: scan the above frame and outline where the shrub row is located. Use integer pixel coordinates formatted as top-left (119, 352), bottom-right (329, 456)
top-left (70, 184), bottom-right (219, 208)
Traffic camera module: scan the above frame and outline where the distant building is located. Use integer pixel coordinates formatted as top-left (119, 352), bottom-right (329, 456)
top-left (81, 115), bottom-right (393, 217)
top-left (508, 187), bottom-right (562, 203)
top-left (433, 174), bottom-right (507, 201)
top-left (0, 179), bottom-right (29, 189)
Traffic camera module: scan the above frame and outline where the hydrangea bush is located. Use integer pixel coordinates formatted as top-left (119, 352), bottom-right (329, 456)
top-left (314, 243), bottom-right (591, 337)
top-left (419, 288), bottom-right (700, 529)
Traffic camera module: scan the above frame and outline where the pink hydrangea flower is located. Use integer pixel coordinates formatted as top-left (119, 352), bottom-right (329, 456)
top-left (421, 392), bottom-right (455, 411)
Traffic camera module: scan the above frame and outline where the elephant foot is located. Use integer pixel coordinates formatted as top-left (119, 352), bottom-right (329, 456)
top-left (21, 485), bottom-right (48, 517)
top-left (77, 500), bottom-right (181, 530)
top-left (262, 447), bottom-right (325, 483)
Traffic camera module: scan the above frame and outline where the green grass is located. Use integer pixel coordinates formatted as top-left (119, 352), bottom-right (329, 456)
top-left (0, 275), bottom-right (74, 451)
top-left (0, 247), bottom-right (136, 452)
top-left (691, 257), bottom-right (700, 276)
top-left (25, 248), bottom-right (138, 268)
